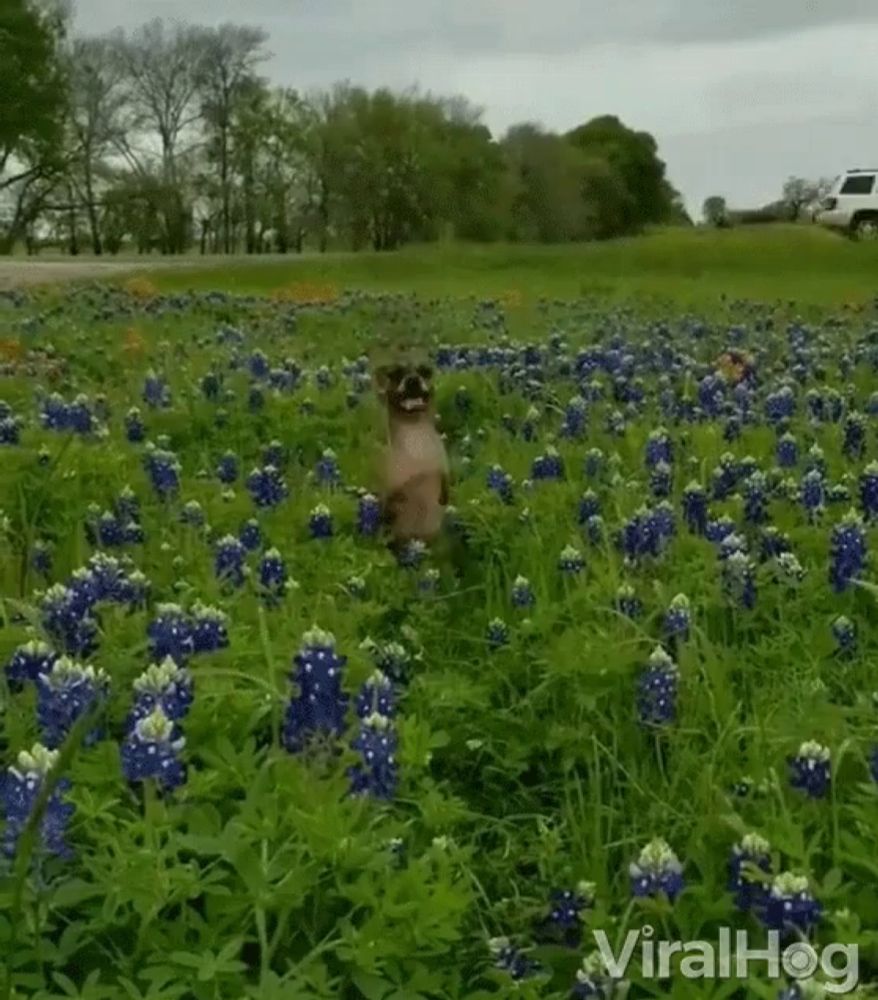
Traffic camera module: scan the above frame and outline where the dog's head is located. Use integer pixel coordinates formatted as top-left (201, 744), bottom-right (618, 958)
top-left (374, 357), bottom-right (435, 417)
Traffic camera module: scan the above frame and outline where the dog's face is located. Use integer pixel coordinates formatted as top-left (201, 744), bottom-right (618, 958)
top-left (375, 359), bottom-right (435, 416)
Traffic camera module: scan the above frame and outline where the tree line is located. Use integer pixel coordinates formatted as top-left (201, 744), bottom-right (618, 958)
top-left (1, 0), bottom-right (691, 256)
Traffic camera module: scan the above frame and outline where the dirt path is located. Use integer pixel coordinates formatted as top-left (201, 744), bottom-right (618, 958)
top-left (0, 259), bottom-right (167, 288)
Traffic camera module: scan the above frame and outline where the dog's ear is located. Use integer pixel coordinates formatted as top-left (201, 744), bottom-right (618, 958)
top-left (373, 363), bottom-right (391, 397)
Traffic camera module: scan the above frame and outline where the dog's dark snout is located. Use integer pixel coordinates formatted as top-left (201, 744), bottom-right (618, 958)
top-left (402, 373), bottom-right (423, 394)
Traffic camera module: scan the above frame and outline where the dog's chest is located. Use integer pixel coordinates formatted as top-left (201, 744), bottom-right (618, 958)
top-left (386, 424), bottom-right (447, 488)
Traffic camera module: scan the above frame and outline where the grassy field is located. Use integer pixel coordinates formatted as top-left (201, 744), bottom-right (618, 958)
top-left (2, 225), bottom-right (878, 999)
top-left (126, 226), bottom-right (878, 307)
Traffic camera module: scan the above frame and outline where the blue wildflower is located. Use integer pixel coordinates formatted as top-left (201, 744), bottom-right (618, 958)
top-left (129, 657), bottom-right (194, 728)
top-left (239, 518), bottom-right (262, 551)
top-left (395, 540), bottom-right (426, 569)
top-left (558, 545), bottom-right (584, 574)
top-left (584, 448), bottom-right (604, 479)
top-left (487, 617), bottom-right (509, 649)
top-left (859, 462), bottom-right (878, 522)
top-left (283, 626), bottom-right (349, 752)
top-left (831, 615), bottom-right (856, 657)
top-left (309, 504), bottom-right (333, 539)
top-left (843, 411), bottom-right (866, 460)
top-left (355, 670), bottom-right (396, 719)
top-left (315, 449), bottom-right (341, 487)
top-left (1, 744), bottom-right (74, 860)
top-left (216, 451), bottom-right (238, 484)
top-left (4, 640), bottom-right (58, 688)
top-left (664, 593), bottom-right (691, 641)
top-left (143, 446), bottom-right (181, 500)
top-left (147, 603), bottom-right (195, 664)
top-left (776, 433), bottom-right (798, 469)
top-left (246, 465), bottom-right (288, 508)
top-left (761, 872), bottom-right (821, 937)
top-left (728, 833), bottom-right (772, 912)
top-left (789, 741), bottom-right (831, 799)
top-left (743, 471), bottom-right (769, 525)
top-left (357, 493), bottom-right (381, 535)
top-left (722, 550), bottom-right (757, 609)
top-left (259, 548), bottom-right (288, 604)
top-left (542, 883), bottom-right (594, 948)
top-left (190, 603), bottom-right (229, 654)
top-left (40, 584), bottom-right (99, 657)
top-left (214, 535), bottom-right (247, 587)
top-left (682, 482), bottom-right (708, 535)
top-left (571, 951), bottom-right (626, 999)
top-left (637, 647), bottom-right (679, 727)
top-left (616, 583), bottom-right (642, 619)
top-left (645, 427), bottom-right (673, 468)
top-left (511, 575), bottom-right (535, 608)
top-left (532, 446), bottom-right (565, 481)
top-left (829, 510), bottom-right (867, 592)
top-left (800, 470), bottom-right (825, 522)
top-left (36, 657), bottom-right (109, 749)
top-left (487, 465), bottom-right (514, 504)
top-left (348, 712), bottom-right (399, 800)
top-left (120, 707), bottom-right (187, 791)
top-left (489, 937), bottom-right (541, 982)
top-left (629, 838), bottom-right (684, 901)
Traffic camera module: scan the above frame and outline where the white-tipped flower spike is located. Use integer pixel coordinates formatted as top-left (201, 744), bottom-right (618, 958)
top-left (12, 743), bottom-right (60, 780)
top-left (739, 832), bottom-right (771, 856)
top-left (134, 656), bottom-right (185, 694)
top-left (772, 871), bottom-right (810, 897)
top-left (42, 657), bottom-right (108, 690)
top-left (797, 740), bottom-right (830, 763)
top-left (302, 625), bottom-right (336, 650)
top-left (135, 706), bottom-right (184, 750)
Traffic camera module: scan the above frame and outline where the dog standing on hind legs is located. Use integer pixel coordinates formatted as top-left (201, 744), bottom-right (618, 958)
top-left (373, 355), bottom-right (450, 553)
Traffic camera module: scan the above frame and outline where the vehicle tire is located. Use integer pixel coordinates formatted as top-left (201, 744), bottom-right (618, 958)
top-left (851, 215), bottom-right (878, 241)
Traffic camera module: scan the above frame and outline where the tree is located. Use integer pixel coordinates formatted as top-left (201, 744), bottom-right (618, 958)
top-left (566, 115), bottom-right (675, 233)
top-left (199, 24), bottom-right (269, 252)
top-left (65, 35), bottom-right (128, 254)
top-left (702, 196), bottom-right (728, 228)
top-left (782, 176), bottom-right (819, 221)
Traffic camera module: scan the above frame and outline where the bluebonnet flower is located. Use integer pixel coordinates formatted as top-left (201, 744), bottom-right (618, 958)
top-left (776, 433), bottom-right (798, 468)
top-left (309, 504), bottom-right (333, 539)
top-left (487, 465), bottom-right (514, 504)
top-left (143, 370), bottom-right (171, 409)
top-left (355, 671), bottom-right (396, 719)
top-left (831, 615), bottom-right (857, 657)
top-left (711, 454), bottom-right (739, 500)
top-left (248, 349), bottom-right (269, 379)
top-left (191, 603), bottom-right (230, 654)
top-left (858, 462), bottom-right (878, 522)
top-left (396, 540), bottom-right (426, 569)
top-left (765, 386), bottom-right (795, 426)
top-left (728, 833), bottom-right (772, 912)
top-left (148, 603), bottom-right (195, 664)
top-left (315, 365), bottom-right (333, 390)
top-left (649, 501), bottom-right (675, 548)
top-left (0, 411), bottom-right (22, 445)
top-left (348, 712), bottom-right (398, 799)
top-left (584, 448), bottom-right (604, 479)
top-left (827, 481), bottom-right (850, 505)
top-left (773, 552), bottom-right (806, 587)
top-left (511, 575), bottom-right (535, 608)
top-left (645, 427), bottom-right (673, 468)
top-left (418, 568), bottom-right (440, 594)
top-left (843, 412), bottom-right (866, 460)
top-left (259, 548), bottom-right (288, 604)
top-left (705, 515), bottom-right (736, 543)
top-left (800, 470), bottom-right (825, 522)
top-left (584, 514), bottom-right (604, 545)
top-left (363, 639), bottom-right (413, 683)
top-left (629, 838), bottom-right (684, 901)
top-left (179, 500), bottom-right (204, 529)
top-left (561, 395), bottom-right (587, 438)
top-left (283, 626), bottom-right (349, 752)
top-left (541, 883), bottom-right (594, 947)
top-left (40, 393), bottom-right (70, 432)
top-left (618, 507), bottom-right (658, 561)
top-left (637, 647), bottom-right (679, 726)
top-left (344, 575), bottom-right (367, 599)
top-left (246, 465), bottom-right (288, 508)
top-left (40, 584), bottom-right (99, 657)
top-left (201, 371), bottom-right (221, 401)
top-left (120, 707), bottom-right (187, 791)
top-left (789, 741), bottom-right (831, 799)
top-left (114, 486), bottom-right (141, 524)
top-left (216, 451), bottom-right (238, 484)
top-left (488, 937), bottom-right (541, 982)
top-left (532, 446), bottom-right (565, 481)
top-left (5, 640), bottom-right (58, 688)
top-left (487, 618), bottom-right (510, 649)
top-left (315, 448), bottom-right (341, 487)
top-left (743, 471), bottom-right (769, 525)
top-left (36, 657), bottom-right (109, 749)
top-left (761, 872), bottom-right (821, 937)
top-left (239, 518), bottom-right (262, 552)
top-left (578, 489), bottom-right (601, 524)
top-left (262, 440), bottom-right (286, 468)
top-left (1, 744), bottom-right (74, 860)
top-left (571, 951), bottom-right (626, 999)
top-left (129, 657), bottom-right (194, 727)
top-left (559, 545), bottom-right (584, 574)
top-left (804, 443), bottom-right (826, 476)
top-left (664, 593), bottom-right (691, 641)
top-left (357, 493), bottom-right (381, 535)
top-left (829, 510), bottom-right (867, 592)
top-left (682, 482), bottom-right (708, 535)
top-left (31, 540), bottom-right (52, 575)
top-left (143, 446), bottom-right (181, 500)
top-left (616, 583), bottom-right (642, 620)
top-left (214, 535), bottom-right (247, 587)
top-left (760, 526), bottom-right (791, 560)
top-left (722, 550), bottom-right (757, 609)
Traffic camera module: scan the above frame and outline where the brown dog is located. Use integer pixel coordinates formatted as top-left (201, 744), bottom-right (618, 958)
top-left (374, 357), bottom-right (449, 544)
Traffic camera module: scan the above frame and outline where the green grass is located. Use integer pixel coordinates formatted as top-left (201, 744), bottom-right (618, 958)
top-left (140, 226), bottom-right (878, 306)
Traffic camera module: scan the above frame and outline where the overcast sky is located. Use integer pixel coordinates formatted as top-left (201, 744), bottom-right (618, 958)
top-left (74, 1), bottom-right (878, 217)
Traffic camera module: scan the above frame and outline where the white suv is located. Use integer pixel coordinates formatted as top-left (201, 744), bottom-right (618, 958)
top-left (815, 169), bottom-right (878, 239)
